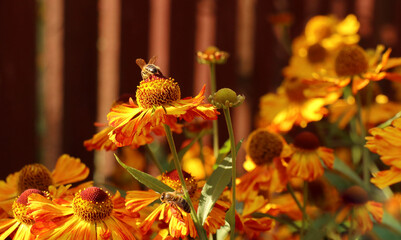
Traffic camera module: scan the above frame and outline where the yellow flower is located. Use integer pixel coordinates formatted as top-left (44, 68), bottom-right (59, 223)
top-left (107, 75), bottom-right (219, 147)
top-left (284, 14), bottom-right (360, 80)
top-left (0, 189), bottom-right (46, 240)
top-left (330, 45), bottom-right (401, 94)
top-left (0, 155), bottom-right (91, 214)
top-left (237, 129), bottom-right (291, 200)
top-left (125, 170), bottom-right (228, 239)
top-left (286, 131), bottom-right (334, 181)
top-left (257, 78), bottom-right (340, 132)
top-left (28, 187), bottom-right (141, 239)
top-left (336, 186), bottom-right (382, 234)
top-left (366, 118), bottom-right (401, 188)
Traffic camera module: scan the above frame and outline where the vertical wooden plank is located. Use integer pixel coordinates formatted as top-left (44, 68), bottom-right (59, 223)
top-left (95, 0), bottom-right (121, 183)
top-left (119, 0), bottom-right (149, 94)
top-left (169, 0), bottom-right (196, 96)
top-left (0, 2), bottom-right (37, 178)
top-left (193, 0), bottom-right (217, 95)
top-left (233, 0), bottom-right (256, 173)
top-left (40, 0), bottom-right (64, 169)
top-left (62, 0), bottom-right (98, 176)
top-left (149, 0), bottom-right (171, 76)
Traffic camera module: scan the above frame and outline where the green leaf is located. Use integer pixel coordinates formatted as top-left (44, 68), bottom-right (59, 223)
top-left (114, 154), bottom-right (173, 193)
top-left (214, 139), bottom-right (231, 167)
top-left (216, 221), bottom-right (230, 240)
top-left (380, 211), bottom-right (401, 236)
top-left (197, 156), bottom-right (232, 225)
top-left (377, 110), bottom-right (401, 128)
top-left (330, 157), bottom-right (364, 186)
top-left (303, 214), bottom-right (334, 240)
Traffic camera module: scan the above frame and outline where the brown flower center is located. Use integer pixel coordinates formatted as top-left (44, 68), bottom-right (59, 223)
top-left (17, 164), bottom-right (53, 194)
top-left (246, 129), bottom-right (283, 166)
top-left (72, 187), bottom-right (113, 222)
top-left (293, 131), bottom-right (320, 150)
top-left (161, 170), bottom-right (197, 197)
top-left (342, 186), bottom-right (369, 205)
top-left (335, 45), bottom-right (368, 77)
top-left (307, 43), bottom-right (327, 63)
top-left (13, 189), bottom-right (45, 225)
top-left (136, 76), bottom-right (181, 109)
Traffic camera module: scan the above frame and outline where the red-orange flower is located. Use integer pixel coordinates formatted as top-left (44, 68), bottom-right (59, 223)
top-left (366, 118), bottom-right (401, 188)
top-left (107, 75), bottom-right (218, 147)
top-left (28, 187), bottom-right (141, 239)
top-left (286, 131), bottom-right (334, 181)
top-left (0, 155), bottom-right (91, 215)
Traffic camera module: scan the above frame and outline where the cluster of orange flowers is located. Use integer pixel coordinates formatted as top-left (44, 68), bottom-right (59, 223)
top-left (2, 14), bottom-right (401, 240)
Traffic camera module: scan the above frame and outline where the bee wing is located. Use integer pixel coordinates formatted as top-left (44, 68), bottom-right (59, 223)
top-left (136, 58), bottom-right (147, 69)
top-left (148, 56), bottom-right (158, 64)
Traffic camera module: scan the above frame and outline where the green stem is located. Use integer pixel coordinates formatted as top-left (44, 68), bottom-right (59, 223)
top-left (287, 183), bottom-right (306, 220)
top-left (163, 124), bottom-right (208, 240)
top-left (355, 92), bottom-right (370, 189)
top-left (144, 144), bottom-right (163, 173)
top-left (301, 182), bottom-right (308, 239)
top-left (209, 63), bottom-right (219, 159)
top-left (222, 108), bottom-right (237, 239)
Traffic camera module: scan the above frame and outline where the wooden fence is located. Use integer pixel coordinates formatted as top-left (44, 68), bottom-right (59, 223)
top-left (1, 0), bottom-right (401, 181)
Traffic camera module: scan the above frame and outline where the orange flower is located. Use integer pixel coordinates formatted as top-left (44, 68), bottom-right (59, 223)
top-left (125, 170), bottom-right (228, 239)
top-left (257, 78), bottom-right (340, 132)
top-left (0, 189), bottom-right (46, 240)
top-left (28, 187), bottom-right (141, 239)
top-left (286, 131), bottom-right (334, 181)
top-left (107, 75), bottom-right (218, 147)
top-left (237, 129), bottom-right (291, 200)
top-left (0, 154), bottom-right (91, 214)
top-left (330, 45), bottom-right (401, 93)
top-left (366, 118), bottom-right (401, 188)
top-left (235, 194), bottom-right (275, 239)
top-left (197, 46), bottom-right (229, 64)
top-left (336, 186), bottom-right (382, 234)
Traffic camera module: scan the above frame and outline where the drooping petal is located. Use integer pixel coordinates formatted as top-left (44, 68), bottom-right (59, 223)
top-left (51, 154), bottom-right (89, 185)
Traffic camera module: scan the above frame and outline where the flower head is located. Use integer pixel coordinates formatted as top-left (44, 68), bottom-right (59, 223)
top-left (197, 46), bottom-right (229, 64)
top-left (0, 155), bottom-right (90, 214)
top-left (366, 118), bottom-right (401, 188)
top-left (209, 88), bottom-right (245, 109)
top-left (107, 75), bottom-right (219, 147)
top-left (336, 186), bottom-right (383, 234)
top-left (237, 129), bottom-right (290, 200)
top-left (0, 189), bottom-right (47, 240)
top-left (28, 187), bottom-right (141, 239)
top-left (286, 131), bottom-right (334, 181)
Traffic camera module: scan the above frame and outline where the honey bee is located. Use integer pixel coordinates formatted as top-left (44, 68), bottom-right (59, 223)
top-left (136, 56), bottom-right (165, 80)
top-left (160, 191), bottom-right (191, 213)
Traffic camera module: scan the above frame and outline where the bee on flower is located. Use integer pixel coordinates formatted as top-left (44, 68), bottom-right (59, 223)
top-left (125, 170), bottom-right (229, 239)
top-left (106, 59), bottom-right (219, 148)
